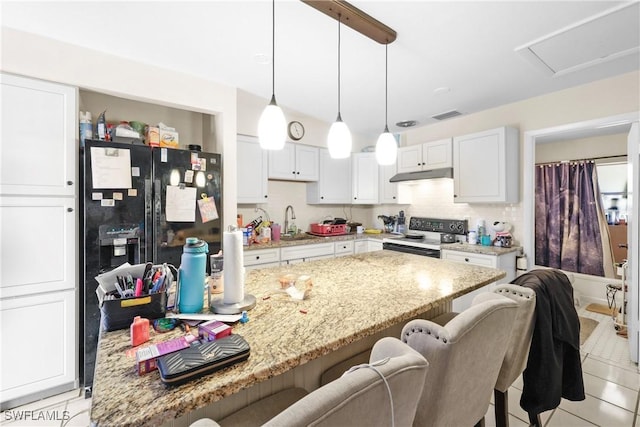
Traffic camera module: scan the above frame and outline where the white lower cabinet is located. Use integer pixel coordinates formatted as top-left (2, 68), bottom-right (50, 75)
top-left (0, 289), bottom-right (76, 408)
top-left (280, 243), bottom-right (334, 265)
top-left (334, 241), bottom-right (354, 257)
top-left (354, 239), bottom-right (383, 254)
top-left (441, 249), bottom-right (516, 312)
top-left (243, 248), bottom-right (280, 271)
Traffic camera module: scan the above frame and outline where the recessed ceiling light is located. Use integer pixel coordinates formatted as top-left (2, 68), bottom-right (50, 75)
top-left (254, 53), bottom-right (270, 64)
top-left (433, 86), bottom-right (451, 95)
top-left (396, 120), bottom-right (417, 128)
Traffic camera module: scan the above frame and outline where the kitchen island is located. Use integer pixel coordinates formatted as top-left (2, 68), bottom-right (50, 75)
top-left (90, 250), bottom-right (506, 427)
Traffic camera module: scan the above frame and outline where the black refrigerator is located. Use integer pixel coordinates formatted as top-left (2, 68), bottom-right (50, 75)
top-left (79, 139), bottom-right (222, 396)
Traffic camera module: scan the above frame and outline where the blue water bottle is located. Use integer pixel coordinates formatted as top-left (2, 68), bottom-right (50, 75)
top-left (178, 237), bottom-right (208, 313)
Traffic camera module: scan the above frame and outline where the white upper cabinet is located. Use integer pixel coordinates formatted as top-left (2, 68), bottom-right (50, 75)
top-left (0, 73), bottom-right (77, 196)
top-left (352, 153), bottom-right (378, 204)
top-left (268, 143), bottom-right (319, 181)
top-left (452, 126), bottom-right (519, 203)
top-left (396, 138), bottom-right (452, 174)
top-left (237, 135), bottom-right (268, 204)
top-left (379, 162), bottom-right (412, 204)
top-left (307, 148), bottom-right (351, 204)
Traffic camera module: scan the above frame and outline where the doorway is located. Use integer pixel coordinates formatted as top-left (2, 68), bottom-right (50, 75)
top-left (523, 112), bottom-right (640, 362)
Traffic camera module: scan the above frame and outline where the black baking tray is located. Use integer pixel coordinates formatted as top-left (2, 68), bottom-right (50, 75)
top-left (157, 334), bottom-right (250, 386)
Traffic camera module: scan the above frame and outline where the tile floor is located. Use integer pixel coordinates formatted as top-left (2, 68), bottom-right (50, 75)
top-left (1, 304), bottom-right (638, 427)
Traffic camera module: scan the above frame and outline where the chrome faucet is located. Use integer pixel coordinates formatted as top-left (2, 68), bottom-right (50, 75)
top-left (284, 205), bottom-right (296, 235)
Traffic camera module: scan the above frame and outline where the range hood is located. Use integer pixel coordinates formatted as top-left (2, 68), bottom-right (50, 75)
top-left (389, 167), bottom-right (453, 183)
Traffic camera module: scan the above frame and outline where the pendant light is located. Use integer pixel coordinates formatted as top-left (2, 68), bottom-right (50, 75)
top-left (327, 14), bottom-right (352, 159)
top-left (375, 43), bottom-right (397, 165)
top-left (258, 0), bottom-right (286, 150)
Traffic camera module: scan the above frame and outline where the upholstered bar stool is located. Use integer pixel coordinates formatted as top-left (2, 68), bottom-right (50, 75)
top-left (401, 296), bottom-right (518, 427)
top-left (191, 337), bottom-right (429, 427)
top-left (429, 285), bottom-right (537, 427)
top-left (488, 285), bottom-right (536, 427)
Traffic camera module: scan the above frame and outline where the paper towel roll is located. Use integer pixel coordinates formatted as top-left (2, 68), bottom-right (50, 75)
top-left (223, 230), bottom-right (245, 304)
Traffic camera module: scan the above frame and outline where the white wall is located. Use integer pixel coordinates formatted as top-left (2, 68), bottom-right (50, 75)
top-left (1, 27), bottom-right (238, 230)
top-left (400, 71), bottom-right (640, 245)
top-left (535, 133), bottom-right (627, 164)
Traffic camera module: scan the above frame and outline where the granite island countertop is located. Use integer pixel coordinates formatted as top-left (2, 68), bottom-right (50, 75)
top-left (90, 250), bottom-right (506, 427)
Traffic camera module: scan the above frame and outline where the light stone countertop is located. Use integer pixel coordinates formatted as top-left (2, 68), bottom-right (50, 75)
top-left (90, 250), bottom-right (506, 427)
top-left (441, 242), bottom-right (521, 256)
top-left (244, 231), bottom-right (393, 250)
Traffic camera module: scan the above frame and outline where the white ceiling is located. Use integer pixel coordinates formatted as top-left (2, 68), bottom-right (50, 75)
top-left (2, 1), bottom-right (639, 139)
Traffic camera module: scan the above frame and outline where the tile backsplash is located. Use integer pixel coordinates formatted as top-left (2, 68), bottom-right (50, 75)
top-left (237, 178), bottom-right (523, 245)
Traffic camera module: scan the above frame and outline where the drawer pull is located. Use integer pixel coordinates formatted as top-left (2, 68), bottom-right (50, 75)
top-left (256, 256), bottom-right (260, 260)
top-left (465, 258), bottom-right (469, 262)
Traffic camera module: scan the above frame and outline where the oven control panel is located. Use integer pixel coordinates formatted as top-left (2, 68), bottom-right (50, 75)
top-left (408, 217), bottom-right (468, 235)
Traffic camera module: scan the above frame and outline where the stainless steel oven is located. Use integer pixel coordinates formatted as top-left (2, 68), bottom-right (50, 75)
top-left (382, 217), bottom-right (467, 258)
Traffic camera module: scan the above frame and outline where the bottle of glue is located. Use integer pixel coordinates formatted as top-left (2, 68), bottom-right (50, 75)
top-left (130, 316), bottom-right (150, 347)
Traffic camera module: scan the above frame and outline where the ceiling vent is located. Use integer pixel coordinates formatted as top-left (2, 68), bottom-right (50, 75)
top-left (515, 2), bottom-right (640, 77)
top-left (432, 110), bottom-right (462, 121)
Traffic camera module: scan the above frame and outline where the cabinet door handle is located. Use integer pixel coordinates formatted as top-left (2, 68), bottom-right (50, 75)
top-left (264, 195), bottom-right (268, 198)
top-left (292, 171), bottom-right (296, 175)
top-left (393, 196), bottom-right (396, 199)
top-left (296, 171), bottom-right (300, 175)
top-left (67, 180), bottom-right (73, 186)
top-left (464, 258), bottom-right (469, 262)
top-left (256, 256), bottom-right (260, 260)
top-left (320, 196), bottom-right (324, 200)
top-left (67, 207), bottom-right (74, 212)
top-left (354, 197), bottom-right (357, 200)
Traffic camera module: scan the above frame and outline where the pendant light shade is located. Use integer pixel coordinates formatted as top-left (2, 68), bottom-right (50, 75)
top-left (328, 114), bottom-right (352, 159)
top-left (375, 126), bottom-right (397, 165)
top-left (327, 14), bottom-right (352, 159)
top-left (259, 95), bottom-right (286, 150)
top-left (259, 0), bottom-right (286, 150)
top-left (375, 43), bottom-right (397, 165)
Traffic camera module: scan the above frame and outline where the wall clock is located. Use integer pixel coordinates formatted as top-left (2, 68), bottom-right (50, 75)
top-left (288, 121), bottom-right (305, 141)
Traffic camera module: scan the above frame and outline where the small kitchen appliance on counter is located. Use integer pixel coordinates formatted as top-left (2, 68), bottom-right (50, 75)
top-left (382, 217), bottom-right (468, 258)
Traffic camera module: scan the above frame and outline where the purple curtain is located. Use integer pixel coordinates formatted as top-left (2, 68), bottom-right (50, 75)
top-left (535, 162), bottom-right (605, 276)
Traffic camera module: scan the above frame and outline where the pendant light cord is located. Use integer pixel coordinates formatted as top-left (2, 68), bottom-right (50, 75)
top-left (271, 0), bottom-right (275, 97)
top-left (337, 14), bottom-right (342, 116)
top-left (384, 43), bottom-right (388, 129)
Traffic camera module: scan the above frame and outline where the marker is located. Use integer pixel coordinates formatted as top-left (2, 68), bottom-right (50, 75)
top-left (134, 278), bottom-right (144, 297)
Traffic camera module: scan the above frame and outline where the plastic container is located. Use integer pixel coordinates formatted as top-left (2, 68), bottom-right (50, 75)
top-left (130, 316), bottom-right (150, 347)
top-left (178, 237), bottom-right (209, 313)
top-left (79, 111), bottom-right (92, 147)
top-left (271, 224), bottom-right (281, 241)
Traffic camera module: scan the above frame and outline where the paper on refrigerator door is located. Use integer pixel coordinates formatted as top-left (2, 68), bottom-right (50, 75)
top-left (165, 185), bottom-right (197, 222)
top-left (90, 147), bottom-right (133, 189)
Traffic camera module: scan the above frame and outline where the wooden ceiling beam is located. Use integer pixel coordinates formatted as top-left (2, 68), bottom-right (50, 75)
top-left (301, 0), bottom-right (397, 44)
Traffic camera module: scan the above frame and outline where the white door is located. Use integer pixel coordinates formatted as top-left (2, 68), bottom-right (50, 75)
top-left (237, 136), bottom-right (268, 204)
top-left (295, 145), bottom-right (319, 181)
top-left (627, 122), bottom-right (639, 363)
top-left (1, 289), bottom-right (77, 406)
top-left (0, 73), bottom-right (77, 196)
top-left (0, 196), bottom-right (76, 299)
top-left (268, 142), bottom-right (296, 180)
